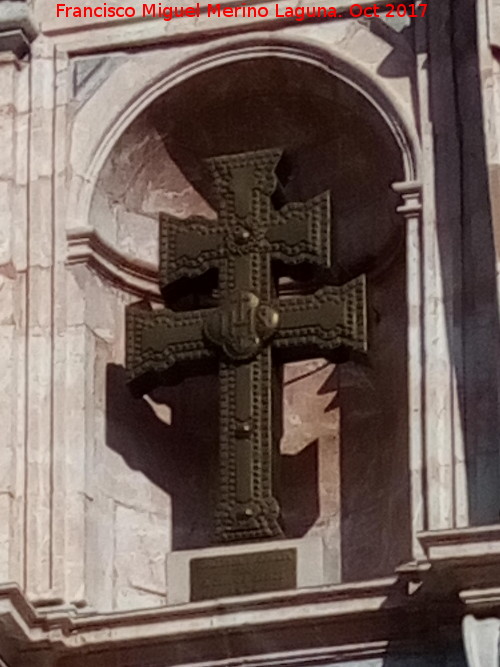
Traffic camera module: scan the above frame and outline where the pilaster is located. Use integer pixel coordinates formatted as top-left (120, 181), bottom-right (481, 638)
top-left (0, 0), bottom-right (37, 591)
top-left (393, 180), bottom-right (424, 559)
top-left (23, 35), bottom-right (56, 598)
top-left (414, 0), bottom-right (467, 531)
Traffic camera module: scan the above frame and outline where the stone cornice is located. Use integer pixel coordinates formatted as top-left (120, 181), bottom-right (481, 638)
top-left (2, 527), bottom-right (500, 663)
top-left (489, 0), bottom-right (500, 50)
top-left (44, 0), bottom-right (420, 51)
top-left (0, 569), bottom-right (472, 666)
top-left (418, 525), bottom-right (500, 564)
top-left (0, 576), bottom-right (400, 647)
top-left (0, 576), bottom-right (431, 665)
top-left (66, 227), bottom-right (160, 300)
top-left (0, 1), bottom-right (38, 58)
top-left (392, 180), bottom-right (422, 217)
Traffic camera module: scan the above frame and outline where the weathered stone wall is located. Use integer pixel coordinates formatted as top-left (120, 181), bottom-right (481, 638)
top-left (0, 11), bottom-right (422, 612)
top-left (3, 0), bottom-right (499, 619)
top-left (0, 46), bottom-right (29, 591)
top-left (80, 52), bottom-right (411, 604)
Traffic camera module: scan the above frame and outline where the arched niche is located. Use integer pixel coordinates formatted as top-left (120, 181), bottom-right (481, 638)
top-left (85, 53), bottom-right (412, 599)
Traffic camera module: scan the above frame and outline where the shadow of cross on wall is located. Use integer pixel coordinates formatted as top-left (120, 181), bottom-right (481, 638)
top-left (125, 148), bottom-right (367, 544)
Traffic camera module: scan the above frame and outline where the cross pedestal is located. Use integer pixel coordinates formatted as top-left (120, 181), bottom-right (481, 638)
top-left (165, 536), bottom-right (337, 604)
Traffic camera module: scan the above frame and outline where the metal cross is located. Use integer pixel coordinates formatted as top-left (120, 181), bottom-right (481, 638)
top-left (126, 149), bottom-right (367, 543)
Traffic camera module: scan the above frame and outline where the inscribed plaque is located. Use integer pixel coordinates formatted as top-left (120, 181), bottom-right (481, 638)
top-left (190, 548), bottom-right (297, 601)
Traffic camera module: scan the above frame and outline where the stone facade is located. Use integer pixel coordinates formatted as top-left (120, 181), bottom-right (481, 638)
top-left (1, 0), bottom-right (500, 665)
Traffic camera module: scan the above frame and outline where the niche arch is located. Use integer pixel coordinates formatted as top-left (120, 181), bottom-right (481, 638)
top-left (69, 35), bottom-right (420, 243)
top-left (77, 43), bottom-right (423, 605)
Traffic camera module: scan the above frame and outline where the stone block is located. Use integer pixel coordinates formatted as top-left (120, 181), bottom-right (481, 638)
top-left (114, 503), bottom-right (168, 609)
top-left (165, 536), bottom-right (326, 605)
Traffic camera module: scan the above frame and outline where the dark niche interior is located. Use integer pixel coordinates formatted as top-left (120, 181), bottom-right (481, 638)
top-left (148, 57), bottom-right (404, 282)
top-left (103, 55), bottom-right (411, 580)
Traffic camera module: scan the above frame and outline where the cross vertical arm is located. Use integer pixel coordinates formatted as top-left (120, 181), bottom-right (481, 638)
top-left (216, 350), bottom-right (282, 542)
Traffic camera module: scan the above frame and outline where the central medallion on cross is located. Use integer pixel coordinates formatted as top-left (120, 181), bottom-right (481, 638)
top-left (126, 149), bottom-right (367, 543)
top-left (204, 289), bottom-right (279, 360)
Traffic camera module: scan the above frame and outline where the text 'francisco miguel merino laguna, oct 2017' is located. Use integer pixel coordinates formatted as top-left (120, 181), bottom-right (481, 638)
top-left (55, 2), bottom-right (428, 21)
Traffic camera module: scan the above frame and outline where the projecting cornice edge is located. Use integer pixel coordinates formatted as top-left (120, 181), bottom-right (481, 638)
top-left (0, 576), bottom-right (412, 663)
top-left (0, 1), bottom-right (38, 58)
top-left (66, 227), bottom-right (161, 300)
top-left (392, 180), bottom-right (423, 218)
top-left (1, 552), bottom-right (500, 666)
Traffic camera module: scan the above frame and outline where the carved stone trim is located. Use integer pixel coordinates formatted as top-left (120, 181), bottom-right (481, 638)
top-left (1, 558), bottom-right (500, 666)
top-left (392, 180), bottom-right (423, 218)
top-left (487, 0), bottom-right (500, 50)
top-left (461, 588), bottom-right (500, 609)
top-left (68, 38), bottom-right (420, 234)
top-left (0, 1), bottom-right (38, 58)
top-left (66, 228), bottom-right (160, 299)
top-left (418, 524), bottom-right (500, 562)
top-left (0, 578), bottom-right (407, 662)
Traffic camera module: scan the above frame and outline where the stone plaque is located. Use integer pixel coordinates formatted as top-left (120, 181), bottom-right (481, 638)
top-left (190, 548), bottom-right (297, 601)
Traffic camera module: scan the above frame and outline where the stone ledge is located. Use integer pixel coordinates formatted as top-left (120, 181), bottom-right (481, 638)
top-left (0, 1), bottom-right (38, 58)
top-left (45, 0), bottom-right (420, 54)
top-left (2, 553), bottom-right (500, 665)
top-left (165, 536), bottom-right (329, 605)
top-left (489, 0), bottom-right (500, 49)
top-left (418, 525), bottom-right (500, 563)
top-left (1, 540), bottom-right (500, 662)
top-left (0, 577), bottom-right (405, 664)
top-left (41, 0), bottom-right (415, 36)
top-left (66, 227), bottom-right (160, 299)
top-left (461, 587), bottom-right (500, 609)
top-left (0, 562), bottom-right (482, 666)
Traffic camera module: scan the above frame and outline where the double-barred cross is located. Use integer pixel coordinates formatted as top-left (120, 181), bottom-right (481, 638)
top-left (126, 149), bottom-right (367, 543)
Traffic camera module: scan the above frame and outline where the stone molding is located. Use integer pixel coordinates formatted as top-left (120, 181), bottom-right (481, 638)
top-left (67, 36), bottom-right (420, 234)
top-left (66, 227), bottom-right (160, 299)
top-left (65, 192), bottom-right (423, 309)
top-left (393, 180), bottom-right (423, 217)
top-left (0, 578), bottom-right (399, 664)
top-left (419, 525), bottom-right (500, 563)
top-left (488, 0), bottom-right (500, 49)
top-left (3, 529), bottom-right (500, 665)
top-left (42, 0), bottom-right (419, 43)
top-left (0, 576), bottom-right (429, 665)
top-left (461, 587), bottom-right (500, 612)
top-left (0, 1), bottom-right (38, 58)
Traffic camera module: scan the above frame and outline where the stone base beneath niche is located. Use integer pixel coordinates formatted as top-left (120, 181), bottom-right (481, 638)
top-left (166, 536), bottom-right (327, 605)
